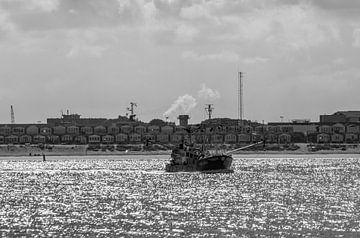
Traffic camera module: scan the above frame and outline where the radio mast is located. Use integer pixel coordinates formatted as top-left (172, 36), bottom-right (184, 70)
top-left (238, 72), bottom-right (244, 126)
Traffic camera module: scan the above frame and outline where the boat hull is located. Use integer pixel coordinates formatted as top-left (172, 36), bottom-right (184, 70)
top-left (165, 154), bottom-right (233, 173)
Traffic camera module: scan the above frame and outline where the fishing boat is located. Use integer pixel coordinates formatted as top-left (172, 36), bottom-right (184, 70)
top-left (165, 143), bottom-right (233, 173)
top-left (165, 140), bottom-right (264, 173)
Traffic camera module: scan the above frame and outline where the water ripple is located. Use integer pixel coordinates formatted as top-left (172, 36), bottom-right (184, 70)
top-left (0, 156), bottom-right (360, 237)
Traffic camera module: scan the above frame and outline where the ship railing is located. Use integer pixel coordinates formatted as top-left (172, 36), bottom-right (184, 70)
top-left (225, 141), bottom-right (263, 155)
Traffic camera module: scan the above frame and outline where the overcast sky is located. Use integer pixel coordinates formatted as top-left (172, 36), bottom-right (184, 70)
top-left (0, 0), bottom-right (359, 124)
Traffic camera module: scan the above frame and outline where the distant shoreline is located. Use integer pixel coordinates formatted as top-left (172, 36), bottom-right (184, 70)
top-left (1, 143), bottom-right (360, 157)
top-left (0, 151), bottom-right (171, 157)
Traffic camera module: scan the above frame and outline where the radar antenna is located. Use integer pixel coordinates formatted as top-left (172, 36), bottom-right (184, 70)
top-left (127, 102), bottom-right (137, 121)
top-left (205, 104), bottom-right (214, 120)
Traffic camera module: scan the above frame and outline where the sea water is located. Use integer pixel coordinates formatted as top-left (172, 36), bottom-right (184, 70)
top-left (0, 155), bottom-right (360, 237)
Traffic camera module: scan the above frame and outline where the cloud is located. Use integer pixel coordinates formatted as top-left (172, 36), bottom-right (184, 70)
top-left (0, 6), bottom-right (16, 37)
top-left (182, 51), bottom-right (270, 64)
top-left (175, 24), bottom-right (199, 43)
top-left (333, 57), bottom-right (346, 65)
top-left (309, 0), bottom-right (360, 12)
top-left (66, 45), bottom-right (107, 58)
top-left (142, 1), bottom-right (158, 21)
top-left (353, 28), bottom-right (360, 48)
top-left (0, 0), bottom-right (130, 31)
top-left (180, 4), bottom-right (211, 20)
top-left (207, 2), bottom-right (341, 54)
top-left (243, 57), bottom-right (269, 64)
top-left (0, 0), bottom-right (342, 50)
top-left (117, 0), bottom-right (133, 14)
top-left (28, 0), bottom-right (60, 12)
top-left (65, 29), bottom-right (112, 58)
top-left (198, 84), bottom-right (220, 101)
top-left (182, 50), bottom-right (239, 62)
top-left (246, 4), bottom-right (339, 50)
top-left (0, 0), bottom-right (359, 124)
top-left (163, 94), bottom-right (197, 116)
top-left (117, 0), bottom-right (157, 22)
top-left (2, 0), bottom-right (60, 13)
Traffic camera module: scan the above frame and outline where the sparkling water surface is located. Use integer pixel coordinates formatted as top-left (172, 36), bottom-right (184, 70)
top-left (1, 155), bottom-right (360, 237)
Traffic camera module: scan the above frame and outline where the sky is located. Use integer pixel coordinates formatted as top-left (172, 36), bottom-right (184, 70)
top-left (0, 0), bottom-right (359, 124)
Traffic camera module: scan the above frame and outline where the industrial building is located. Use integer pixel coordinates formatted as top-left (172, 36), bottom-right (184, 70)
top-left (1, 109), bottom-right (360, 145)
top-left (320, 111), bottom-right (360, 124)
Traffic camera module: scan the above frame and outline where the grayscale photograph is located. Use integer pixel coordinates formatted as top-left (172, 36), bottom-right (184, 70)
top-left (0, 0), bottom-right (359, 237)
